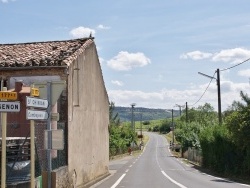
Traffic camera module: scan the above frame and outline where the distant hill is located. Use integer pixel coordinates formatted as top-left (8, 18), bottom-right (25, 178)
top-left (114, 106), bottom-right (180, 122)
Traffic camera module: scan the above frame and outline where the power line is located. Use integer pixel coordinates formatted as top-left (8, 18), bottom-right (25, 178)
top-left (187, 57), bottom-right (250, 113)
top-left (190, 71), bottom-right (216, 107)
top-left (220, 57), bottom-right (250, 72)
top-left (189, 57), bottom-right (250, 105)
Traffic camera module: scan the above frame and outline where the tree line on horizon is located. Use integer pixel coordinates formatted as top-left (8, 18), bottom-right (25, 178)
top-left (113, 106), bottom-right (180, 122)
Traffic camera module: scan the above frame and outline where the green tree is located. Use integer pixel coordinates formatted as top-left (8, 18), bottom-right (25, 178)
top-left (159, 120), bottom-right (171, 134)
top-left (109, 101), bottom-right (120, 127)
top-left (109, 102), bottom-right (137, 157)
top-left (180, 103), bottom-right (217, 126)
top-left (175, 121), bottom-right (201, 149)
top-left (225, 91), bottom-right (250, 149)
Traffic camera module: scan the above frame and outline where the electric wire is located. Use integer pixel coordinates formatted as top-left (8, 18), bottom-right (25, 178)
top-left (220, 57), bottom-right (250, 72)
top-left (187, 58), bottom-right (250, 109)
top-left (189, 71), bottom-right (216, 107)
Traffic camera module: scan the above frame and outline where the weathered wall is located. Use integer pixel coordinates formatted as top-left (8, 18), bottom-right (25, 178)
top-left (67, 43), bottom-right (109, 186)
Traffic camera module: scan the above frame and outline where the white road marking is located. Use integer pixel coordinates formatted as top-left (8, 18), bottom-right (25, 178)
top-left (156, 136), bottom-right (188, 188)
top-left (111, 173), bottom-right (126, 188)
top-left (161, 171), bottom-right (188, 188)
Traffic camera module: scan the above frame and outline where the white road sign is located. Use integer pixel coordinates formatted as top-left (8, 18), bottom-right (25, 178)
top-left (26, 97), bottom-right (48, 109)
top-left (33, 81), bottom-right (66, 106)
top-left (26, 109), bottom-right (48, 120)
top-left (44, 130), bottom-right (64, 150)
top-left (51, 113), bottom-right (59, 121)
top-left (0, 101), bottom-right (20, 112)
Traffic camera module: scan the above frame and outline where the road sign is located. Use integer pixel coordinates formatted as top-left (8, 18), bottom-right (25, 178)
top-left (33, 81), bottom-right (66, 106)
top-left (0, 91), bottom-right (17, 100)
top-left (0, 101), bottom-right (20, 112)
top-left (31, 88), bottom-right (39, 97)
top-left (51, 113), bottom-right (59, 121)
top-left (26, 109), bottom-right (48, 120)
top-left (44, 130), bottom-right (64, 150)
top-left (26, 97), bottom-right (48, 109)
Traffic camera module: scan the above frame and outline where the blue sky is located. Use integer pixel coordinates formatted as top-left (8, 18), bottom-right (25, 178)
top-left (1, 0), bottom-right (250, 111)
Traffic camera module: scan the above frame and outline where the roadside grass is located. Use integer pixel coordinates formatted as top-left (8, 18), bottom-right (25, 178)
top-left (164, 131), bottom-right (182, 158)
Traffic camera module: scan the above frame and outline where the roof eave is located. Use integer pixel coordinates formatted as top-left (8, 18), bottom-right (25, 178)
top-left (0, 66), bottom-right (68, 71)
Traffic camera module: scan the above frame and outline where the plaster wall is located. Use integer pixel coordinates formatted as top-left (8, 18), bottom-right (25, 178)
top-left (67, 43), bottom-right (109, 186)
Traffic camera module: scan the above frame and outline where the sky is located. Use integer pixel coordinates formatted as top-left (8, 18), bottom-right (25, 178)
top-left (1, 0), bottom-right (250, 111)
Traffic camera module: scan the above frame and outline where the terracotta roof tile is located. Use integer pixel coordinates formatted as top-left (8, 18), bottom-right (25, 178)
top-left (0, 38), bottom-right (93, 68)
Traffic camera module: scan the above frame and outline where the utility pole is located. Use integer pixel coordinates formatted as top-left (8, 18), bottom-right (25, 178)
top-left (216, 69), bottom-right (222, 125)
top-left (140, 113), bottom-right (142, 142)
top-left (175, 104), bottom-right (184, 116)
top-left (131, 103), bottom-right (136, 131)
top-left (186, 102), bottom-right (188, 124)
top-left (171, 109), bottom-right (174, 145)
top-left (198, 69), bottom-right (222, 125)
top-left (166, 109), bottom-right (174, 147)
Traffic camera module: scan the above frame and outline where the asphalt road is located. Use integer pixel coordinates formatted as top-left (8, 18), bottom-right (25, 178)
top-left (92, 132), bottom-right (250, 188)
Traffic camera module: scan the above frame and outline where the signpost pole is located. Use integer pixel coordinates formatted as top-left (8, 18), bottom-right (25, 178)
top-left (32, 80), bottom-right (66, 188)
top-left (30, 85), bottom-right (35, 188)
top-left (1, 87), bottom-right (7, 188)
top-left (47, 82), bottom-right (52, 188)
top-left (30, 118), bottom-right (35, 188)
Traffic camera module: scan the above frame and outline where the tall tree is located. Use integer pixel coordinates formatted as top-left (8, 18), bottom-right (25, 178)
top-left (109, 101), bottom-right (120, 127)
top-left (225, 91), bottom-right (250, 149)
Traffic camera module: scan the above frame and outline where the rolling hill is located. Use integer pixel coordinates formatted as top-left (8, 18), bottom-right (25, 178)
top-left (113, 106), bottom-right (180, 122)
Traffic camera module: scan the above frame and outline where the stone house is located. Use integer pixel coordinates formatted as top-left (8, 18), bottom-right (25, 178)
top-left (0, 37), bottom-right (109, 187)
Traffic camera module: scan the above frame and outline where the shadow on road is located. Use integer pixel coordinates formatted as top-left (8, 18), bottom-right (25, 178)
top-left (188, 161), bottom-right (250, 186)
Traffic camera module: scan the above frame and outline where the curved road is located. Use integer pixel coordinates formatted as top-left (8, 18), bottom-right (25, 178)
top-left (92, 132), bottom-right (250, 188)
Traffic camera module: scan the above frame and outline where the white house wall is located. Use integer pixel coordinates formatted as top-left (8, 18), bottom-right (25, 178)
top-left (67, 43), bottom-right (109, 186)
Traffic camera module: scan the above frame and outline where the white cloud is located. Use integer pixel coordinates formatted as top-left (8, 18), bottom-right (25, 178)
top-left (180, 51), bottom-right (212, 60)
top-left (69, 26), bottom-right (95, 38)
top-left (97, 24), bottom-right (110, 30)
top-left (181, 48), bottom-right (250, 64)
top-left (238, 69), bottom-right (250, 77)
top-left (1, 0), bottom-right (15, 2)
top-left (107, 81), bottom-right (250, 111)
top-left (107, 51), bottom-right (151, 71)
top-left (111, 80), bottom-right (124, 86)
top-left (212, 48), bottom-right (250, 64)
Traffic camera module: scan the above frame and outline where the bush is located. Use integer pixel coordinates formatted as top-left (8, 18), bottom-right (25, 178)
top-left (152, 126), bottom-right (159, 132)
top-left (199, 124), bottom-right (246, 175)
top-left (174, 122), bottom-right (201, 149)
top-left (143, 121), bottom-right (150, 125)
top-left (159, 120), bottom-right (171, 134)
